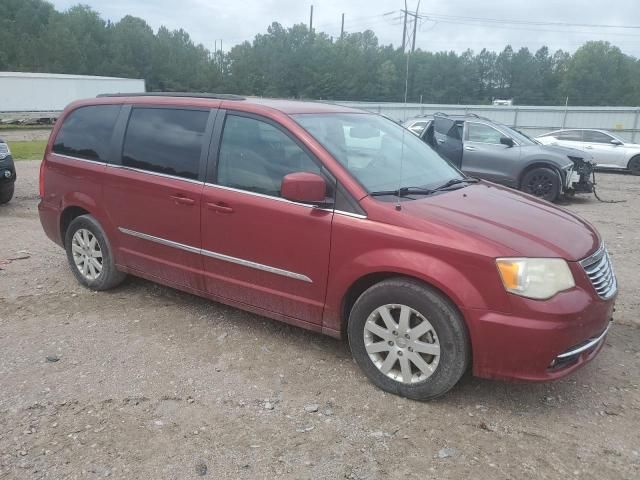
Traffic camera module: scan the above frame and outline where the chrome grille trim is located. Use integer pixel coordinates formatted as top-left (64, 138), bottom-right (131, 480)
top-left (579, 244), bottom-right (617, 299)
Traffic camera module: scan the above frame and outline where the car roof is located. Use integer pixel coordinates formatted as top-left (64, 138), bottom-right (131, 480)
top-left (543, 128), bottom-right (611, 135)
top-left (72, 93), bottom-right (366, 116)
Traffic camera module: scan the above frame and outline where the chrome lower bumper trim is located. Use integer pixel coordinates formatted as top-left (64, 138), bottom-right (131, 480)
top-left (556, 321), bottom-right (612, 359)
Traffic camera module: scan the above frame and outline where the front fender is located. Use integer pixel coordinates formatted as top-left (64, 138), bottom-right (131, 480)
top-left (322, 246), bottom-right (512, 335)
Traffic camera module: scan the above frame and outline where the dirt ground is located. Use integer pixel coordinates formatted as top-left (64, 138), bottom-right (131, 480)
top-left (1, 161), bottom-right (639, 480)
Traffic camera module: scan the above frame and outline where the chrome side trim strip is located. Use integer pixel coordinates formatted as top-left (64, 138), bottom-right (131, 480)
top-left (204, 182), bottom-right (313, 208)
top-left (203, 182), bottom-right (368, 218)
top-left (556, 322), bottom-right (611, 359)
top-left (198, 248), bottom-right (312, 282)
top-left (108, 164), bottom-right (204, 185)
top-left (53, 153), bottom-right (107, 165)
top-left (117, 227), bottom-right (312, 283)
top-left (118, 227), bottom-right (200, 255)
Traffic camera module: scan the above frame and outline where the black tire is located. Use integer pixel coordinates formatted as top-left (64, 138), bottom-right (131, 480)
top-left (347, 278), bottom-right (470, 401)
top-left (0, 182), bottom-right (14, 204)
top-left (628, 156), bottom-right (640, 176)
top-left (520, 167), bottom-right (561, 202)
top-left (64, 214), bottom-right (126, 290)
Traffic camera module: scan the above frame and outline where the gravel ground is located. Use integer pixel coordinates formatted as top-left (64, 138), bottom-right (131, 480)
top-left (1, 161), bottom-right (639, 480)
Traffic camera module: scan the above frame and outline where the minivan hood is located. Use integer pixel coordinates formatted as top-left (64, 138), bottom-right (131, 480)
top-left (400, 182), bottom-right (600, 261)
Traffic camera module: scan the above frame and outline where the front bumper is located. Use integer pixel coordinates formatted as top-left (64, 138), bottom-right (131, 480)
top-left (462, 285), bottom-right (616, 382)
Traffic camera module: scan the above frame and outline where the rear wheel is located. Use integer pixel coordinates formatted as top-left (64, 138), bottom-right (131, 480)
top-left (0, 182), bottom-right (14, 204)
top-left (628, 156), bottom-right (640, 176)
top-left (348, 278), bottom-right (470, 401)
top-left (521, 167), bottom-right (560, 202)
top-left (64, 215), bottom-right (126, 290)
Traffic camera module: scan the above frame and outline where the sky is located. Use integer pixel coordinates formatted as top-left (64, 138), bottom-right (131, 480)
top-left (49, 0), bottom-right (640, 57)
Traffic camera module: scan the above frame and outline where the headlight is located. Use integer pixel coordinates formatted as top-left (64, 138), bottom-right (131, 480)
top-left (0, 143), bottom-right (10, 160)
top-left (496, 258), bottom-right (575, 300)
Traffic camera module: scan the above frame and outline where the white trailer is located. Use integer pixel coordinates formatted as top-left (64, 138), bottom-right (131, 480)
top-left (0, 72), bottom-right (145, 120)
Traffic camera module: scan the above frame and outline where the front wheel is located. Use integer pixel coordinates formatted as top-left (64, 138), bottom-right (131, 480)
top-left (628, 156), bottom-right (640, 176)
top-left (348, 278), bottom-right (470, 401)
top-left (520, 167), bottom-right (561, 202)
top-left (0, 182), bottom-right (14, 204)
top-left (64, 214), bottom-right (126, 290)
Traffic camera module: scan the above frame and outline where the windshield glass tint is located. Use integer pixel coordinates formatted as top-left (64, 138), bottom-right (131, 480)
top-left (294, 113), bottom-right (462, 193)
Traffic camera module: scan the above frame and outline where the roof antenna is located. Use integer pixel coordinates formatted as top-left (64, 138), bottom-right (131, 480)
top-left (396, 0), bottom-right (416, 211)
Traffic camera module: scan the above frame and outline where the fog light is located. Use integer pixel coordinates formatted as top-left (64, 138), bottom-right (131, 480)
top-left (3, 170), bottom-right (12, 178)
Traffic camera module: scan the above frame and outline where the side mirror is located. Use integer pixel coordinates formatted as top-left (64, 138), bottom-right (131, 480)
top-left (500, 136), bottom-right (514, 147)
top-left (610, 139), bottom-right (623, 146)
top-left (281, 172), bottom-right (331, 206)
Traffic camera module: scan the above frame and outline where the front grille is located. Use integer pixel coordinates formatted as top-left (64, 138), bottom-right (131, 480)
top-left (580, 245), bottom-right (616, 299)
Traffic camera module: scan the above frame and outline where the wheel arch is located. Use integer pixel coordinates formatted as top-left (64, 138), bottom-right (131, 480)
top-left (627, 154), bottom-right (640, 172)
top-left (341, 271), bottom-right (468, 336)
top-left (340, 271), bottom-right (474, 370)
top-left (60, 206), bottom-right (91, 246)
top-left (518, 161), bottom-right (564, 189)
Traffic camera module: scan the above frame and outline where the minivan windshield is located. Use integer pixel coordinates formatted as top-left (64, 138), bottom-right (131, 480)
top-left (294, 113), bottom-right (463, 195)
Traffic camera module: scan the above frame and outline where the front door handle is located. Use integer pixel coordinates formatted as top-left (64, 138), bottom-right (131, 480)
top-left (170, 194), bottom-right (195, 206)
top-left (585, 145), bottom-right (594, 149)
top-left (207, 201), bottom-right (234, 214)
top-left (464, 146), bottom-right (477, 151)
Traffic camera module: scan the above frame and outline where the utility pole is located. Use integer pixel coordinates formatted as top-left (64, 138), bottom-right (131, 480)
top-left (309, 5), bottom-right (314, 32)
top-left (411, 0), bottom-right (420, 53)
top-left (401, 1), bottom-right (407, 52)
top-left (340, 13), bottom-right (345, 39)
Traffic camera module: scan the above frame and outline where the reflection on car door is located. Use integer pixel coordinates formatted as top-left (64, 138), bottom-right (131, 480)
top-left (461, 122), bottom-right (520, 186)
top-left (103, 106), bottom-right (215, 289)
top-left (200, 112), bottom-right (334, 325)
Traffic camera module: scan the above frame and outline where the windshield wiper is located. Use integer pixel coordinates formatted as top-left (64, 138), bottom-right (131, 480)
top-left (431, 177), bottom-right (479, 191)
top-left (369, 186), bottom-right (435, 197)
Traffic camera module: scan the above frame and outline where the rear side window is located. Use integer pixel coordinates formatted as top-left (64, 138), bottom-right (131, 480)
top-left (53, 105), bottom-right (121, 162)
top-left (556, 130), bottom-right (583, 141)
top-left (122, 108), bottom-right (209, 180)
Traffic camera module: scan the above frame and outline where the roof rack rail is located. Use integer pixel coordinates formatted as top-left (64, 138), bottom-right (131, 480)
top-left (97, 92), bottom-right (245, 101)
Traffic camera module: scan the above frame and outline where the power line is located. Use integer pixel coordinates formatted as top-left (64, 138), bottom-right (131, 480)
top-left (417, 12), bottom-right (640, 30)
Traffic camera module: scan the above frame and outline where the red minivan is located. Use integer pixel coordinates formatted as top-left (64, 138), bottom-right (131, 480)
top-left (39, 93), bottom-right (617, 400)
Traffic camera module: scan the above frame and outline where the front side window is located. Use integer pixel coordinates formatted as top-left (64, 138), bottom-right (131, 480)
top-left (122, 108), bottom-right (209, 180)
top-left (217, 114), bottom-right (321, 197)
top-left (294, 113), bottom-right (463, 194)
top-left (583, 130), bottom-right (614, 144)
top-left (53, 105), bottom-right (121, 162)
top-left (467, 123), bottom-right (505, 144)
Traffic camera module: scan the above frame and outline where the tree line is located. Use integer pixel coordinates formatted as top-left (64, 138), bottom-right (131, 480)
top-left (2, 0), bottom-right (640, 106)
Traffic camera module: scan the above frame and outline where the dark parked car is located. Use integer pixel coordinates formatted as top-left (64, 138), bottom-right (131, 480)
top-left (404, 114), bottom-right (595, 202)
top-left (0, 138), bottom-right (16, 204)
top-left (39, 94), bottom-right (616, 400)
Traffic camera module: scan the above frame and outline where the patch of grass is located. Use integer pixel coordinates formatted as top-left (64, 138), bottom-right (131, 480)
top-left (0, 124), bottom-right (53, 131)
top-left (7, 140), bottom-right (47, 160)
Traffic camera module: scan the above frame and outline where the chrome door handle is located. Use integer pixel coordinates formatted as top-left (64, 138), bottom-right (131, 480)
top-left (207, 202), bottom-right (234, 214)
top-left (464, 146), bottom-right (476, 151)
top-left (585, 146), bottom-right (594, 149)
top-left (169, 194), bottom-right (195, 206)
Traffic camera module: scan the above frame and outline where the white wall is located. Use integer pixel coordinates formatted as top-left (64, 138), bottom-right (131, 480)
top-left (0, 73), bottom-right (145, 112)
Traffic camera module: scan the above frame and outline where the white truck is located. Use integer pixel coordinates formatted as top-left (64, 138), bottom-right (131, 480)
top-left (0, 72), bottom-right (145, 123)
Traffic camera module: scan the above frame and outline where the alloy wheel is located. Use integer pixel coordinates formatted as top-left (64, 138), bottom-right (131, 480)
top-left (363, 304), bottom-right (441, 384)
top-left (526, 172), bottom-right (554, 197)
top-left (71, 228), bottom-right (103, 280)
